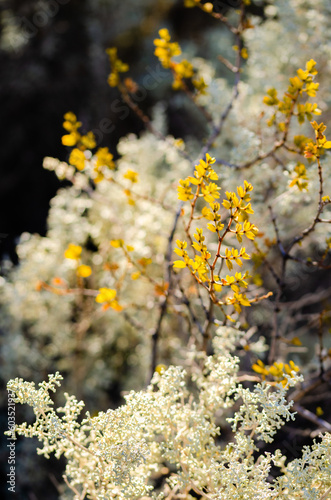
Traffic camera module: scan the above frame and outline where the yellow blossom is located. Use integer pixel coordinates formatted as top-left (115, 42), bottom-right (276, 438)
top-left (154, 28), bottom-right (181, 69)
top-left (123, 169), bottom-right (139, 183)
top-left (62, 133), bottom-right (80, 147)
top-left (69, 148), bottom-right (86, 171)
top-left (95, 287), bottom-right (117, 304)
top-left (178, 179), bottom-right (194, 201)
top-left (62, 112), bottom-right (82, 145)
top-left (106, 47), bottom-right (129, 87)
top-left (95, 287), bottom-right (122, 312)
top-left (80, 131), bottom-right (97, 150)
top-left (110, 239), bottom-right (124, 248)
top-left (155, 364), bottom-right (167, 374)
top-left (95, 147), bottom-right (115, 170)
top-left (76, 265), bottom-right (92, 278)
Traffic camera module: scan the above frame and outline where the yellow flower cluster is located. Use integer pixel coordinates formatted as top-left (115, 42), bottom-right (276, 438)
top-left (154, 28), bottom-right (206, 92)
top-left (263, 59), bottom-right (321, 129)
top-left (110, 239), bottom-right (134, 252)
top-left (106, 47), bottom-right (129, 87)
top-left (154, 28), bottom-right (181, 69)
top-left (174, 154), bottom-right (259, 315)
top-left (178, 153), bottom-right (220, 203)
top-left (64, 244), bottom-right (92, 278)
top-left (123, 169), bottom-right (139, 183)
top-left (252, 359), bottom-right (300, 387)
top-left (95, 287), bottom-right (122, 312)
top-left (64, 243), bottom-right (82, 260)
top-left (61, 112), bottom-right (117, 181)
top-left (94, 147), bottom-right (116, 183)
top-left (289, 162), bottom-right (308, 191)
top-left (304, 121), bottom-right (331, 160)
top-left (172, 60), bottom-right (194, 90)
top-left (62, 111), bottom-right (82, 146)
top-left (61, 112), bottom-right (97, 172)
top-left (233, 45), bottom-right (249, 60)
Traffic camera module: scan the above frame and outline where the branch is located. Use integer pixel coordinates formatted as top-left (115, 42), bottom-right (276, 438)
top-left (292, 403), bottom-right (331, 433)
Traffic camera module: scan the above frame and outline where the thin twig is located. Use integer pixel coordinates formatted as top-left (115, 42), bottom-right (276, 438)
top-left (290, 366), bottom-right (331, 403)
top-left (218, 54), bottom-right (239, 73)
top-left (293, 403), bottom-right (331, 433)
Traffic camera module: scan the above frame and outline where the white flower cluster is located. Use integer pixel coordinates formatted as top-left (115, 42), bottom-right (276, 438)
top-left (0, 119), bottom-right (192, 405)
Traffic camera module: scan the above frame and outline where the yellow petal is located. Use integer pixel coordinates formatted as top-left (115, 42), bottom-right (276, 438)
top-left (173, 260), bottom-right (186, 268)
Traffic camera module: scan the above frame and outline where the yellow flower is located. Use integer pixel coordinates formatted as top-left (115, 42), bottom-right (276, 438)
top-left (110, 239), bottom-right (124, 248)
top-left (192, 76), bottom-right (208, 94)
top-left (95, 288), bottom-right (122, 311)
top-left (62, 112), bottom-right (82, 132)
top-left (201, 182), bottom-right (221, 203)
top-left (63, 111), bottom-right (78, 125)
top-left (95, 147), bottom-right (115, 170)
top-left (154, 28), bottom-right (181, 69)
top-left (80, 131), bottom-right (97, 150)
top-left (69, 148), bottom-right (86, 171)
top-left (62, 112), bottom-right (82, 145)
top-left (123, 169), bottom-right (139, 183)
top-left (106, 47), bottom-right (129, 88)
top-left (62, 132), bottom-right (80, 147)
top-left (95, 287), bottom-right (117, 304)
top-left (64, 244), bottom-right (82, 260)
top-left (76, 265), bottom-right (92, 278)
top-left (155, 364), bottom-right (167, 374)
top-left (177, 179), bottom-right (194, 201)
top-left (252, 360), bottom-right (269, 376)
top-left (316, 406), bottom-right (324, 417)
top-left (172, 60), bottom-right (194, 90)
top-left (241, 47), bottom-right (248, 59)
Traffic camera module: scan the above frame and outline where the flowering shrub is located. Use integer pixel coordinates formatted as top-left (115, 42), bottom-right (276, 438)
top-left (3, 0), bottom-right (331, 498)
top-left (7, 332), bottom-right (331, 499)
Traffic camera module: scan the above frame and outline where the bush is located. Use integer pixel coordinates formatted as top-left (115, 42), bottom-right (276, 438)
top-left (3, 0), bottom-right (331, 498)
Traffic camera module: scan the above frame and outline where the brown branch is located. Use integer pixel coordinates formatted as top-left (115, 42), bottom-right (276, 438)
top-left (202, 298), bottom-right (214, 352)
top-left (218, 54), bottom-right (239, 73)
top-left (292, 403), bottom-right (331, 433)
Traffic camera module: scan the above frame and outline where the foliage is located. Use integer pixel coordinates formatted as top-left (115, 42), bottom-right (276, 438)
top-left (6, 334), bottom-right (331, 499)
